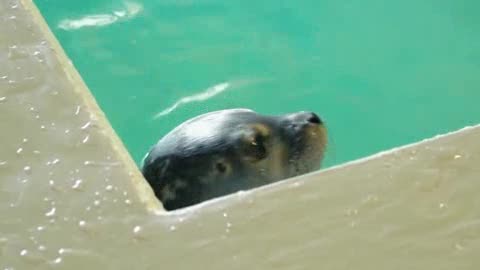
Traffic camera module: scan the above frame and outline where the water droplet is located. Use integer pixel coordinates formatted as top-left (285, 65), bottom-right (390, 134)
top-left (362, 194), bottom-right (379, 205)
top-left (105, 185), bottom-right (113, 191)
top-left (133, 226), bottom-right (142, 234)
top-left (223, 212), bottom-right (228, 218)
top-left (0, 161), bottom-right (7, 166)
top-left (40, 125), bottom-right (46, 130)
top-left (169, 225), bottom-right (176, 231)
top-left (16, 148), bottom-right (23, 154)
top-left (124, 199), bottom-right (132, 205)
top-left (72, 179), bottom-right (83, 190)
top-left (45, 207), bottom-right (56, 217)
top-left (7, 45), bottom-right (27, 60)
top-left (80, 121), bottom-right (91, 130)
top-left (226, 222), bottom-right (232, 228)
top-left (78, 220), bottom-right (86, 227)
top-left (36, 226), bottom-right (45, 231)
top-left (38, 245), bottom-right (46, 251)
top-left (64, 129), bottom-right (70, 134)
top-left (93, 200), bottom-right (100, 206)
top-left (81, 135), bottom-right (90, 144)
top-left (439, 203), bottom-right (447, 209)
top-left (83, 160), bottom-right (121, 167)
top-left (0, 97), bottom-right (6, 102)
top-left (455, 243), bottom-right (465, 251)
top-left (290, 181), bottom-right (304, 188)
top-left (74, 106), bottom-right (81, 115)
top-left (454, 154), bottom-right (462, 159)
top-left (53, 257), bottom-right (62, 264)
top-left (23, 166), bottom-right (31, 174)
top-left (20, 249), bottom-right (28, 256)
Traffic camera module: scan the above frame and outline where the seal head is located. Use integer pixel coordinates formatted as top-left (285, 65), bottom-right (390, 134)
top-left (142, 109), bottom-right (327, 210)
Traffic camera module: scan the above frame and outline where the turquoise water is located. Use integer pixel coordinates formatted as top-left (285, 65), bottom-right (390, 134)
top-left (36, 0), bottom-right (480, 168)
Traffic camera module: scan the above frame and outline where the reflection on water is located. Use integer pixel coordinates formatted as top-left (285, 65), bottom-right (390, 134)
top-left (153, 81), bottom-right (230, 119)
top-left (152, 79), bottom-right (268, 119)
top-left (58, 1), bottom-right (143, 30)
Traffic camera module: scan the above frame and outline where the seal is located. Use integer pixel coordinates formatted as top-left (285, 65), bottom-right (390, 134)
top-left (142, 109), bottom-right (327, 211)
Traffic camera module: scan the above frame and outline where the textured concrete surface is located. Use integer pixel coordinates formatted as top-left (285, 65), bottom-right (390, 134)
top-left (1, 0), bottom-right (479, 269)
top-left (0, 0), bottom-right (160, 211)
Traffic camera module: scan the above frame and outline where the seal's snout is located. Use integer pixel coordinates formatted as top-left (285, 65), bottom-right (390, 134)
top-left (306, 112), bottom-right (322, 125)
top-left (289, 111), bottom-right (323, 126)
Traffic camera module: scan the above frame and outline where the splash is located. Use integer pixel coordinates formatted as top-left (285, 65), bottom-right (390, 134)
top-left (58, 1), bottom-right (143, 30)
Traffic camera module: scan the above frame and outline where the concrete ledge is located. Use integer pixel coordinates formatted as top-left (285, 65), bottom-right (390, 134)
top-left (1, 0), bottom-right (160, 211)
top-left (1, 0), bottom-right (479, 269)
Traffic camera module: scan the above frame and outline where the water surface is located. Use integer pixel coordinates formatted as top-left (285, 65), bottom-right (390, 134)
top-left (36, 0), bottom-right (480, 167)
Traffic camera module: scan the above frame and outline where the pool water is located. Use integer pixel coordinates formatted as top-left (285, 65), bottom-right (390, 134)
top-left (35, 0), bottom-right (480, 168)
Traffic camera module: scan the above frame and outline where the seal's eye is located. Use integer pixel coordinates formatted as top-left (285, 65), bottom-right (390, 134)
top-left (245, 133), bottom-right (267, 161)
top-left (216, 162), bottom-right (227, 173)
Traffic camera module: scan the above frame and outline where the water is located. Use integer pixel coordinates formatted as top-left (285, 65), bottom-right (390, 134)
top-left (35, 0), bottom-right (480, 168)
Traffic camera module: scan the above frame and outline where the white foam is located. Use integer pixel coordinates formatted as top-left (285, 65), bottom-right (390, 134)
top-left (58, 1), bottom-right (143, 30)
top-left (153, 82), bottom-right (231, 119)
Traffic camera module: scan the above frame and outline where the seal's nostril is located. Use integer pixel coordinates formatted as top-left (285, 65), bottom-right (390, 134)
top-left (307, 113), bottom-right (322, 124)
